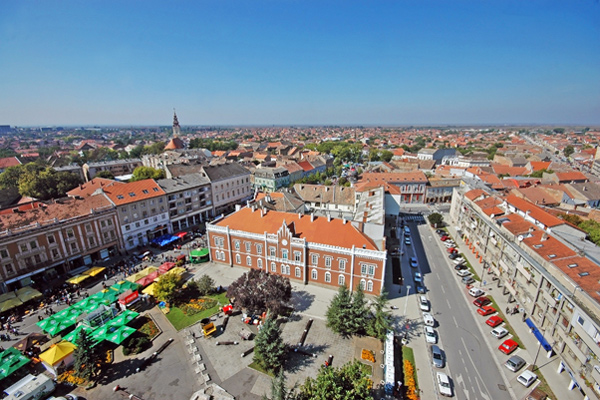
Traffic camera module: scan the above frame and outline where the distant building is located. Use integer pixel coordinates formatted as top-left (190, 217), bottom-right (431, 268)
top-left (156, 174), bottom-right (212, 232)
top-left (83, 159), bottom-right (142, 181)
top-left (54, 164), bottom-right (85, 182)
top-left (253, 167), bottom-right (290, 192)
top-left (0, 125), bottom-right (12, 135)
top-left (200, 163), bottom-right (253, 216)
top-left (417, 148), bottom-right (456, 162)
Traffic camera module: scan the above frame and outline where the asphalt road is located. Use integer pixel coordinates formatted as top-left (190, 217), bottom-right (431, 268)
top-left (405, 220), bottom-right (514, 400)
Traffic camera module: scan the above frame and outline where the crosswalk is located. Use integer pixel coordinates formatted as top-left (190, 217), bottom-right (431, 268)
top-left (400, 214), bottom-right (426, 223)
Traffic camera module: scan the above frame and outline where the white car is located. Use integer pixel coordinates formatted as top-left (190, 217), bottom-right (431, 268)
top-left (425, 326), bottom-right (437, 343)
top-left (414, 272), bottom-right (423, 283)
top-left (468, 288), bottom-right (485, 297)
top-left (423, 312), bottom-right (435, 327)
top-left (444, 241), bottom-right (456, 248)
top-left (452, 257), bottom-right (465, 264)
top-left (419, 295), bottom-right (430, 311)
top-left (491, 327), bottom-right (509, 339)
top-left (517, 370), bottom-right (538, 387)
top-left (410, 257), bottom-right (418, 268)
top-left (436, 372), bottom-right (453, 397)
top-left (456, 269), bottom-right (471, 277)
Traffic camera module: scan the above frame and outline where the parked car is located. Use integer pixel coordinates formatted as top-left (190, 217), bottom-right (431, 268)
top-left (454, 263), bottom-right (468, 270)
top-left (410, 257), bottom-right (418, 268)
top-left (416, 285), bottom-right (426, 294)
top-left (425, 326), bottom-right (437, 344)
top-left (491, 327), bottom-right (509, 339)
top-left (526, 388), bottom-right (548, 400)
top-left (404, 226), bottom-right (411, 235)
top-left (444, 241), bottom-right (455, 248)
top-left (414, 272), bottom-right (422, 283)
top-left (477, 306), bottom-right (496, 316)
top-left (452, 257), bottom-right (465, 265)
top-left (473, 296), bottom-right (491, 307)
top-left (505, 355), bottom-right (526, 372)
top-left (419, 295), bottom-right (430, 311)
top-left (440, 235), bottom-right (450, 241)
top-left (423, 312), bottom-right (435, 326)
top-left (404, 237), bottom-right (412, 246)
top-left (436, 372), bottom-right (453, 397)
top-left (486, 315), bottom-right (503, 327)
top-left (469, 288), bottom-right (485, 297)
top-left (447, 247), bottom-right (457, 253)
top-left (436, 229), bottom-right (445, 235)
top-left (499, 339), bottom-right (519, 355)
top-left (431, 345), bottom-right (445, 368)
top-left (449, 252), bottom-right (460, 259)
top-left (517, 370), bottom-right (538, 387)
top-left (456, 269), bottom-right (471, 277)
top-left (462, 276), bottom-right (475, 285)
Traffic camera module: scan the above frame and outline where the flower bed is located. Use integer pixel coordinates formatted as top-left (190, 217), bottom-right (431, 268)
top-left (403, 359), bottom-right (419, 400)
top-left (57, 370), bottom-right (88, 386)
top-left (139, 317), bottom-right (160, 339)
top-left (179, 297), bottom-right (217, 316)
top-left (361, 349), bottom-right (375, 363)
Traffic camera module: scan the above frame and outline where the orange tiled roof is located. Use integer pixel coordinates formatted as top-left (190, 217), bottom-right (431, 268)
top-left (215, 207), bottom-right (378, 250)
top-left (354, 180), bottom-right (401, 195)
top-left (101, 179), bottom-right (165, 206)
top-left (491, 163), bottom-right (528, 177)
top-left (464, 189), bottom-right (486, 201)
top-left (67, 178), bottom-right (123, 197)
top-left (552, 257), bottom-right (600, 304)
top-left (555, 171), bottom-right (588, 182)
top-left (0, 157), bottom-right (21, 169)
top-left (522, 230), bottom-right (577, 260)
top-left (528, 161), bottom-right (551, 172)
top-left (360, 171), bottom-right (427, 183)
top-left (504, 195), bottom-right (564, 228)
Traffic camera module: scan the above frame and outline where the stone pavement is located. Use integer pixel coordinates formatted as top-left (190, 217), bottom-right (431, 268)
top-left (444, 216), bottom-right (576, 400)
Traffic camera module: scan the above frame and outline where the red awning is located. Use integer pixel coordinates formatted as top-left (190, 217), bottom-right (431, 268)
top-left (158, 262), bottom-right (176, 274)
top-left (118, 289), bottom-right (139, 305)
top-left (175, 232), bottom-right (187, 238)
top-left (136, 271), bottom-right (160, 287)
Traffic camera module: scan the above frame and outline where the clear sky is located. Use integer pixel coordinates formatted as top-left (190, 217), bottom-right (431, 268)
top-left (0, 1), bottom-right (599, 126)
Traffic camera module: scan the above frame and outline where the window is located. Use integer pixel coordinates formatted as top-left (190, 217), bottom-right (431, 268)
top-left (281, 265), bottom-right (286, 274)
top-left (142, 189), bottom-right (149, 194)
top-left (325, 256), bottom-right (332, 268)
top-left (368, 265), bottom-right (375, 276)
top-left (34, 254), bottom-right (42, 264)
top-left (339, 259), bottom-right (346, 271)
top-left (51, 248), bottom-right (59, 258)
top-left (311, 254), bottom-right (318, 265)
top-left (214, 237), bottom-right (220, 247)
top-left (234, 241), bottom-right (240, 250)
top-left (361, 264), bottom-right (367, 276)
top-left (360, 279), bottom-right (366, 290)
top-left (125, 225), bottom-right (130, 231)
top-left (153, 187), bottom-right (159, 192)
top-left (311, 269), bottom-right (317, 280)
top-left (47, 235), bottom-right (56, 244)
top-left (271, 262), bottom-right (276, 272)
top-left (0, 249), bottom-right (8, 259)
top-left (135, 222), bottom-right (140, 228)
top-left (85, 224), bottom-right (92, 233)
top-left (128, 192), bottom-right (136, 197)
top-left (257, 259), bottom-right (263, 269)
top-left (295, 267), bottom-right (301, 277)
top-left (257, 244), bottom-right (262, 255)
top-left (245, 242), bottom-right (251, 252)
top-left (325, 272), bottom-right (331, 283)
top-left (117, 195), bottom-right (124, 200)
top-left (246, 256), bottom-right (252, 266)
top-left (367, 281), bottom-right (373, 292)
top-left (282, 249), bottom-right (288, 259)
top-left (294, 252), bottom-right (301, 262)
top-left (235, 254), bottom-right (241, 264)
top-left (66, 229), bottom-right (75, 238)
top-left (338, 274), bottom-right (345, 286)
top-left (19, 244), bottom-right (28, 253)
top-left (100, 220), bottom-right (106, 228)
top-left (5, 263), bottom-right (14, 274)
top-left (270, 247), bottom-right (276, 257)
top-left (578, 316), bottom-right (585, 326)
top-left (70, 242), bottom-right (78, 252)
top-left (88, 236), bottom-right (95, 246)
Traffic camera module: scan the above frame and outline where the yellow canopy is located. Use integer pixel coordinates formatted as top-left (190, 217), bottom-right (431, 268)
top-left (39, 341), bottom-right (77, 365)
top-left (142, 283), bottom-right (156, 296)
top-left (0, 291), bottom-right (16, 303)
top-left (66, 275), bottom-right (90, 285)
top-left (126, 267), bottom-right (157, 283)
top-left (155, 267), bottom-right (185, 281)
top-left (82, 266), bottom-right (106, 277)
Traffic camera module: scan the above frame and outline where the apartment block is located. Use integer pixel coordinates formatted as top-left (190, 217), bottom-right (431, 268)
top-left (156, 174), bottom-right (212, 233)
top-left (201, 163), bottom-right (252, 216)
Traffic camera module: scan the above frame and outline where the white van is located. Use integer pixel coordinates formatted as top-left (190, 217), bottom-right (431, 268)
top-left (437, 372), bottom-right (453, 397)
top-left (419, 295), bottom-right (430, 311)
top-left (469, 288), bottom-right (485, 297)
top-left (4, 374), bottom-right (56, 400)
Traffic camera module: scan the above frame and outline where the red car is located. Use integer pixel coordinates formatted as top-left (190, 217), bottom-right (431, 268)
top-left (499, 339), bottom-right (519, 355)
top-left (440, 235), bottom-right (449, 241)
top-left (477, 306), bottom-right (496, 316)
top-left (486, 315), bottom-right (503, 327)
top-left (447, 247), bottom-right (457, 253)
top-left (473, 297), bottom-right (492, 307)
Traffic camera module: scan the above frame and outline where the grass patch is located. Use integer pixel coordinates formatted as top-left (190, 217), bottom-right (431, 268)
top-left (248, 361), bottom-right (275, 377)
top-left (402, 346), bottom-right (419, 391)
top-left (486, 296), bottom-right (524, 348)
top-left (534, 371), bottom-right (558, 400)
top-left (165, 292), bottom-right (229, 331)
top-left (359, 362), bottom-right (373, 377)
top-left (465, 259), bottom-right (481, 281)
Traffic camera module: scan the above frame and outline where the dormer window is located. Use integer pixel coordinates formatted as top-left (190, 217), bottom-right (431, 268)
top-left (568, 263), bottom-right (578, 268)
top-left (153, 187), bottom-right (159, 192)
top-left (142, 189), bottom-right (149, 194)
top-left (548, 254), bottom-right (556, 259)
top-left (533, 244), bottom-right (543, 249)
top-left (117, 195), bottom-right (124, 200)
top-left (129, 192), bottom-right (136, 197)
top-left (579, 272), bottom-right (589, 277)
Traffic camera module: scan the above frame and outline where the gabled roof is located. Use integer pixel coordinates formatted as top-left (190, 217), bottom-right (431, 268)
top-left (360, 171), bottom-right (427, 183)
top-left (504, 195), bottom-right (564, 228)
top-left (67, 178), bottom-right (123, 197)
top-left (101, 179), bottom-right (165, 206)
top-left (201, 163), bottom-right (250, 181)
top-left (214, 207), bottom-right (378, 250)
top-left (164, 137), bottom-right (184, 150)
top-left (522, 230), bottom-right (577, 260)
top-left (293, 184), bottom-right (355, 205)
top-left (555, 171), bottom-right (588, 183)
top-left (0, 156), bottom-right (21, 169)
top-left (552, 257), bottom-right (600, 304)
top-left (464, 189), bottom-right (486, 201)
top-left (528, 161), bottom-right (551, 172)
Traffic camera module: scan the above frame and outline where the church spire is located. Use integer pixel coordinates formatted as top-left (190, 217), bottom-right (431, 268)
top-left (172, 108), bottom-right (181, 137)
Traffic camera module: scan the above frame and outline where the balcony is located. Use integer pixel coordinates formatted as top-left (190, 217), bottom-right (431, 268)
top-left (592, 365), bottom-right (600, 385)
top-left (542, 289), bottom-right (558, 307)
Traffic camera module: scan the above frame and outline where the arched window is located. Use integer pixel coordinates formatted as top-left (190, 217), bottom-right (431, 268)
top-left (220, 251), bottom-right (225, 261)
top-left (257, 259), bottom-right (263, 269)
top-left (281, 264), bottom-right (286, 274)
top-left (360, 279), bottom-right (366, 290)
top-left (295, 267), bottom-right (301, 278)
top-left (235, 254), bottom-right (241, 264)
top-left (246, 256), bottom-right (252, 266)
top-left (367, 280), bottom-right (373, 292)
top-left (311, 269), bottom-right (317, 280)
top-left (338, 274), bottom-right (345, 286)
top-left (271, 262), bottom-right (276, 272)
top-left (325, 272), bottom-right (331, 283)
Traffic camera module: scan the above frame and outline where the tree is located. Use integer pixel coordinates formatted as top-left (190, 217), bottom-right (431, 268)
top-left (130, 166), bottom-right (165, 182)
top-left (367, 290), bottom-right (393, 341)
top-left (95, 170), bottom-right (115, 179)
top-left (563, 145), bottom-right (575, 158)
top-left (427, 212), bottom-right (444, 227)
top-left (154, 272), bottom-right (182, 304)
top-left (326, 285), bottom-right (353, 336)
top-left (296, 360), bottom-right (373, 400)
top-left (263, 369), bottom-right (298, 400)
top-left (254, 318), bottom-right (287, 373)
top-left (227, 269), bottom-right (292, 316)
top-left (347, 286), bottom-right (368, 335)
top-left (197, 274), bottom-right (215, 296)
top-left (73, 329), bottom-right (100, 381)
top-left (379, 150), bottom-right (394, 162)
top-left (18, 169), bottom-right (81, 200)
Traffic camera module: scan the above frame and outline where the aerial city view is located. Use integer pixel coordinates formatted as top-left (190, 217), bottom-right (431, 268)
top-left (0, 1), bottom-right (599, 400)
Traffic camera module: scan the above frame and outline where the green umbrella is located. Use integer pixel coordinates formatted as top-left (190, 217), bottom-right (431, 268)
top-left (0, 297), bottom-right (23, 313)
top-left (90, 290), bottom-right (119, 303)
top-left (105, 325), bottom-right (136, 345)
top-left (55, 307), bottom-right (82, 320)
top-left (0, 347), bottom-right (30, 380)
top-left (62, 325), bottom-right (93, 344)
top-left (36, 315), bottom-right (63, 331)
top-left (108, 310), bottom-right (139, 327)
top-left (110, 281), bottom-right (141, 294)
top-left (41, 315), bottom-right (78, 336)
top-left (90, 324), bottom-right (112, 343)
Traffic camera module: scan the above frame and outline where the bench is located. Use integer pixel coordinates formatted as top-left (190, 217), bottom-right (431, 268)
top-left (202, 322), bottom-right (217, 337)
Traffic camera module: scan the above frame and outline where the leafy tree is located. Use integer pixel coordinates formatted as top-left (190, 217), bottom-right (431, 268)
top-left (254, 318), bottom-right (287, 373)
top-left (227, 269), bottom-right (292, 316)
top-left (326, 285), bottom-right (354, 336)
top-left (154, 272), bottom-right (182, 304)
top-left (553, 128), bottom-right (565, 134)
top-left (18, 169), bottom-right (81, 200)
top-left (379, 150), bottom-right (394, 162)
top-left (428, 212), bottom-right (444, 227)
top-left (95, 170), bottom-right (115, 179)
top-left (366, 290), bottom-right (393, 341)
top-left (347, 286), bottom-right (368, 335)
top-left (296, 360), bottom-right (373, 400)
top-left (130, 166), bottom-right (165, 182)
top-left (73, 329), bottom-right (100, 381)
top-left (529, 168), bottom-right (553, 178)
top-left (263, 369), bottom-right (298, 400)
top-left (197, 274), bottom-right (215, 296)
top-left (563, 145), bottom-right (575, 158)
top-left (560, 213), bottom-right (583, 226)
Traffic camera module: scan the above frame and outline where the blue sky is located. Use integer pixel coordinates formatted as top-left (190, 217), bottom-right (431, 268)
top-left (0, 1), bottom-right (599, 126)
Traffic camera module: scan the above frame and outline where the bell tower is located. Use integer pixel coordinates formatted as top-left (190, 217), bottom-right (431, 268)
top-left (172, 109), bottom-right (181, 137)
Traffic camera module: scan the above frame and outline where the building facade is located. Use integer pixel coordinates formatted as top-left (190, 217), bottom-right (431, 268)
top-left (83, 159), bottom-right (142, 181)
top-left (360, 171), bottom-right (428, 204)
top-left (207, 207), bottom-right (387, 294)
top-left (0, 196), bottom-right (122, 292)
top-left (157, 174), bottom-right (212, 233)
top-left (201, 163), bottom-right (252, 216)
top-left (253, 167), bottom-right (290, 192)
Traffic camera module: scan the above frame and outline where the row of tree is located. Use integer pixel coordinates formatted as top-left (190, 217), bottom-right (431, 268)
top-left (0, 163), bottom-right (82, 200)
top-left (189, 138), bottom-right (238, 151)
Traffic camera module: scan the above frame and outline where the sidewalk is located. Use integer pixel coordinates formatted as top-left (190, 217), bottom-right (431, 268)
top-left (443, 219), bottom-right (576, 400)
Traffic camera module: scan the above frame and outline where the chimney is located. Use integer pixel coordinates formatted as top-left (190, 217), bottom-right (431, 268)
top-left (343, 218), bottom-right (347, 224)
top-left (79, 184), bottom-right (83, 190)
top-left (311, 213), bottom-right (314, 222)
top-left (298, 213), bottom-right (302, 220)
top-left (327, 213), bottom-right (331, 222)
top-left (541, 232), bottom-right (548, 241)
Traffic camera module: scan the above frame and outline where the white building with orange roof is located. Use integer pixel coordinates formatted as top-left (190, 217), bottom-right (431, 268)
top-left (207, 207), bottom-right (387, 294)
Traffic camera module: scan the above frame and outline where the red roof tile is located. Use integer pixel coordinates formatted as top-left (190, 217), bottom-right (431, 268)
top-left (504, 195), bottom-right (564, 228)
top-left (101, 179), bottom-right (165, 206)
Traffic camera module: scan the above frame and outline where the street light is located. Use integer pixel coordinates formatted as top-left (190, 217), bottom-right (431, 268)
top-left (402, 285), bottom-right (411, 345)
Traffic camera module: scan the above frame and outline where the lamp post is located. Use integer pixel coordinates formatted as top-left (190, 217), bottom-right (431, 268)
top-left (402, 285), bottom-right (411, 345)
